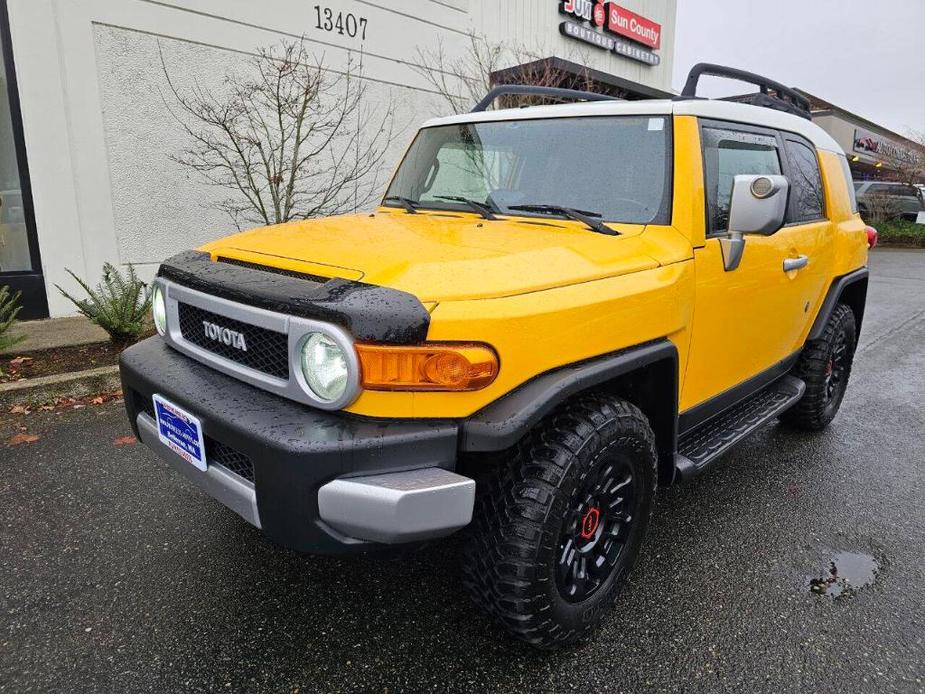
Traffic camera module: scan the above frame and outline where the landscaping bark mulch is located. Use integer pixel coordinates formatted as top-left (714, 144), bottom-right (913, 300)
top-left (1, 342), bottom-right (123, 384)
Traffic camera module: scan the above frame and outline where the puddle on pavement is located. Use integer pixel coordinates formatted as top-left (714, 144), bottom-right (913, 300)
top-left (808, 551), bottom-right (880, 599)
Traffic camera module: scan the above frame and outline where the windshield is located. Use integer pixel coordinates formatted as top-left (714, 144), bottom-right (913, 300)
top-left (384, 115), bottom-right (672, 225)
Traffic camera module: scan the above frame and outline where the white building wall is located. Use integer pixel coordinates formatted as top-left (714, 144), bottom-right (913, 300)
top-left (6, 0), bottom-right (677, 317)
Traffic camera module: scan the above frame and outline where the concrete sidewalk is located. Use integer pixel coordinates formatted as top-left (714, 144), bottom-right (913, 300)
top-left (1, 316), bottom-right (117, 406)
top-left (1, 316), bottom-right (108, 355)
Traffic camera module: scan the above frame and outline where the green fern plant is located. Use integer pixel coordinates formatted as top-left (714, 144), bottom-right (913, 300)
top-left (57, 263), bottom-right (152, 346)
top-left (0, 284), bottom-right (25, 354)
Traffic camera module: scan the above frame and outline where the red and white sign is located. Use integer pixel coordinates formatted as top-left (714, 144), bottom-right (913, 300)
top-left (559, 0), bottom-right (662, 65)
top-left (604, 3), bottom-right (661, 49)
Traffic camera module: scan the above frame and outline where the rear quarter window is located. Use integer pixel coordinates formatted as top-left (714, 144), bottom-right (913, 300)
top-left (783, 138), bottom-right (825, 222)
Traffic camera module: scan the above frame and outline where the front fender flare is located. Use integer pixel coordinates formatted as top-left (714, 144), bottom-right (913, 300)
top-left (459, 339), bottom-right (678, 453)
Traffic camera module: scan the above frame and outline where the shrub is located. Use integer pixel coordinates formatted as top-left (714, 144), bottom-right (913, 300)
top-left (874, 219), bottom-right (925, 248)
top-left (862, 193), bottom-right (902, 224)
top-left (57, 263), bottom-right (152, 346)
top-left (0, 284), bottom-right (25, 353)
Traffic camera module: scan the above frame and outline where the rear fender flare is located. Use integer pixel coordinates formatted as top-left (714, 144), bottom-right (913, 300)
top-left (808, 268), bottom-right (869, 342)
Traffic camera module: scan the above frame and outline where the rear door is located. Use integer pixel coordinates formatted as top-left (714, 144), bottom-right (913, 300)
top-left (680, 122), bottom-right (833, 413)
top-left (777, 132), bottom-right (835, 339)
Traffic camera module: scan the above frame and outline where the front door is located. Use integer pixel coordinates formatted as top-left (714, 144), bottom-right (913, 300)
top-left (680, 121), bottom-right (832, 415)
top-left (0, 1), bottom-right (47, 319)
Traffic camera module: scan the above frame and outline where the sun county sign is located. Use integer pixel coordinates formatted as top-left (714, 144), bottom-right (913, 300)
top-left (558, 0), bottom-right (662, 66)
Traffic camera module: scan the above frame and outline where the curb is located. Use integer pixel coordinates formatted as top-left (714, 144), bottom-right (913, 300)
top-left (0, 365), bottom-right (121, 408)
top-left (875, 241), bottom-right (925, 250)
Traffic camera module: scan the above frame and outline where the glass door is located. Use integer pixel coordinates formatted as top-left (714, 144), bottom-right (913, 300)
top-left (0, 0), bottom-right (47, 318)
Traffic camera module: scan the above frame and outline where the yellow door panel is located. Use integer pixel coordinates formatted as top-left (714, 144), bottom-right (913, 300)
top-left (680, 120), bottom-right (837, 411)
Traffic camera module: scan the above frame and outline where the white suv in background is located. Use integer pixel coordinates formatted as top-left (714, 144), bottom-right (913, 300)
top-left (854, 181), bottom-right (925, 221)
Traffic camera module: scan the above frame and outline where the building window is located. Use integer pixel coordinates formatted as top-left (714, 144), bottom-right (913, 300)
top-left (0, 0), bottom-right (46, 318)
top-left (0, 17), bottom-right (29, 273)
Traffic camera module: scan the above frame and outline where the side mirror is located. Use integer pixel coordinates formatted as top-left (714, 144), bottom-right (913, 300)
top-left (720, 174), bottom-right (789, 271)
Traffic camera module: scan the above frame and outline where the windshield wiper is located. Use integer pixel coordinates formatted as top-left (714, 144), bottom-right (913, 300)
top-left (433, 195), bottom-right (498, 220)
top-left (382, 196), bottom-right (419, 214)
top-left (507, 204), bottom-right (618, 236)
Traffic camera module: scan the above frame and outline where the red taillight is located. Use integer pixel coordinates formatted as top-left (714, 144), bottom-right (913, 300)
top-left (865, 225), bottom-right (878, 249)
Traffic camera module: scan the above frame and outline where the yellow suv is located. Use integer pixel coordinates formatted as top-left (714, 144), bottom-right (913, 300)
top-left (120, 64), bottom-right (870, 649)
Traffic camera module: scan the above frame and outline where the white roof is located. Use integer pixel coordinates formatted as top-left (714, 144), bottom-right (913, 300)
top-left (422, 98), bottom-right (844, 155)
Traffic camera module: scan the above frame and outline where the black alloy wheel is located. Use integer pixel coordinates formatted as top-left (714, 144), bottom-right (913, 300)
top-left (556, 455), bottom-right (636, 603)
top-left (782, 303), bottom-right (857, 431)
top-left (823, 327), bottom-right (850, 413)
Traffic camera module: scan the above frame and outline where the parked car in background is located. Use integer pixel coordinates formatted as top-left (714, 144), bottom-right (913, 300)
top-left (855, 181), bottom-right (925, 221)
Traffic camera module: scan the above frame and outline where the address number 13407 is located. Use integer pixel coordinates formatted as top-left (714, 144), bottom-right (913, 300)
top-left (313, 5), bottom-right (368, 39)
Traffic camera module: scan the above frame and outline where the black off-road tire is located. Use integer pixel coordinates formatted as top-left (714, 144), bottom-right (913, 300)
top-left (461, 393), bottom-right (658, 649)
top-left (781, 303), bottom-right (857, 431)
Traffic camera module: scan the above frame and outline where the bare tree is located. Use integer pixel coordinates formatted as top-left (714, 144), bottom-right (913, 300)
top-left (863, 192), bottom-right (902, 224)
top-left (161, 40), bottom-right (395, 229)
top-left (410, 31), bottom-right (597, 115)
top-left (886, 130), bottom-right (925, 188)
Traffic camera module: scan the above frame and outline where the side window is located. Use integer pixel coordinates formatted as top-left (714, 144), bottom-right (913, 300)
top-left (783, 138), bottom-right (825, 223)
top-left (703, 126), bottom-right (782, 234)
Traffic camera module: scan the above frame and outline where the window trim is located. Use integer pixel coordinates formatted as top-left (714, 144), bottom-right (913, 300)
top-left (698, 118), bottom-right (784, 238)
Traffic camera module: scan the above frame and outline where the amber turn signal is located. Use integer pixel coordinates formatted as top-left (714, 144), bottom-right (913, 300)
top-left (356, 343), bottom-right (499, 391)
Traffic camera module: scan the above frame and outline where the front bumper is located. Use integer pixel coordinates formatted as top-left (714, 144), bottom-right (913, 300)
top-left (120, 338), bottom-right (473, 554)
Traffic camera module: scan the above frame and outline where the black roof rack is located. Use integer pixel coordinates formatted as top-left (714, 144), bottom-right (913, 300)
top-left (470, 65), bottom-right (811, 120)
top-left (680, 63), bottom-right (812, 120)
top-left (470, 85), bottom-right (619, 113)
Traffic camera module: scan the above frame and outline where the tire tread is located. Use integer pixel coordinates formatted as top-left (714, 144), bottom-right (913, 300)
top-left (461, 392), bottom-right (657, 649)
top-left (781, 302), bottom-right (857, 431)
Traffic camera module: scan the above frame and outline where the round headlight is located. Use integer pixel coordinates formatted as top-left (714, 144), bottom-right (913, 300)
top-left (300, 332), bottom-right (349, 403)
top-left (152, 285), bottom-right (167, 336)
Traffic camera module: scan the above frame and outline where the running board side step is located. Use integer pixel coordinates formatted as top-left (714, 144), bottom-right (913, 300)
top-left (674, 375), bottom-right (805, 480)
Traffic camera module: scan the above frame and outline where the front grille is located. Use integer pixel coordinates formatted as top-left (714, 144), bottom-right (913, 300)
top-left (132, 389), bottom-right (255, 484)
top-left (134, 389), bottom-right (156, 419)
top-left (206, 439), bottom-right (255, 483)
top-left (177, 302), bottom-right (290, 380)
top-left (215, 256), bottom-right (328, 284)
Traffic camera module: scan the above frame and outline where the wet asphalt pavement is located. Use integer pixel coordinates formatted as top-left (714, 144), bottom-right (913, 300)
top-left (2, 249), bottom-right (924, 693)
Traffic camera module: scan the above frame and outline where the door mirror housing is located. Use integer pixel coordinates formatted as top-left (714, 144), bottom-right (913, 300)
top-left (720, 174), bottom-right (789, 271)
top-left (728, 174), bottom-right (789, 235)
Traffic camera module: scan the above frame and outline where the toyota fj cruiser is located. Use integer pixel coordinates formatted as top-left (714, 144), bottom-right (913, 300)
top-left (120, 64), bottom-right (871, 648)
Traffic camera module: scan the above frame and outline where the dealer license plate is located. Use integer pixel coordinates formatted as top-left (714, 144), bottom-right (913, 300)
top-left (152, 394), bottom-right (207, 471)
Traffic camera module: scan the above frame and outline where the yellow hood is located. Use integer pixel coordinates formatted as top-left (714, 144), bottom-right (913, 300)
top-left (199, 210), bottom-right (665, 303)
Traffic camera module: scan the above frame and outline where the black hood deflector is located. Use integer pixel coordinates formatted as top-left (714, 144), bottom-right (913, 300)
top-left (157, 251), bottom-right (430, 344)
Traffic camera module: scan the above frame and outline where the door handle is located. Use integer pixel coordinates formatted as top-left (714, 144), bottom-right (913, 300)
top-left (783, 255), bottom-right (809, 272)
